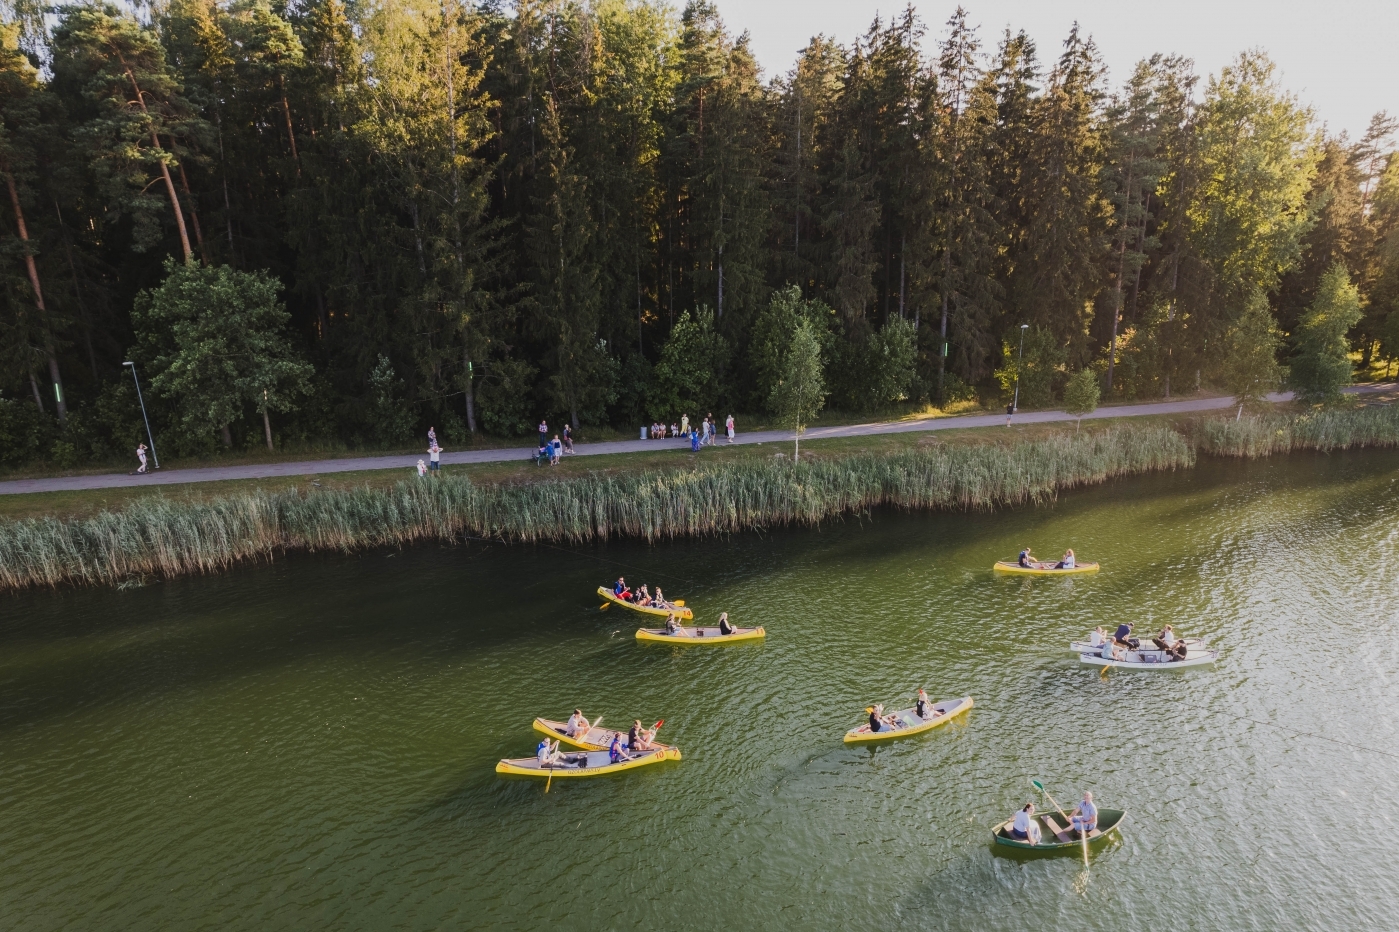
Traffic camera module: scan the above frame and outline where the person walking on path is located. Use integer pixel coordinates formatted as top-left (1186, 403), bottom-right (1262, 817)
top-left (726, 414), bottom-right (735, 443)
top-left (563, 424), bottom-right (574, 453)
top-left (134, 443), bottom-right (148, 475)
top-left (538, 419), bottom-right (548, 447)
top-left (428, 443), bottom-right (442, 474)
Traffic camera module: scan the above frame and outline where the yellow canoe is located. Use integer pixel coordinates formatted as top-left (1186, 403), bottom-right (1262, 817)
top-left (993, 561), bottom-right (1100, 576)
top-left (635, 625), bottom-right (765, 645)
top-left (532, 717), bottom-right (678, 753)
top-left (597, 587), bottom-right (693, 620)
top-left (496, 746), bottom-right (681, 778)
top-left (844, 696), bottom-right (974, 744)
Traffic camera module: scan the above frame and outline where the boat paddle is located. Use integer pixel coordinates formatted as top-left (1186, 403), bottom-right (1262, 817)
top-left (545, 739), bottom-right (559, 794)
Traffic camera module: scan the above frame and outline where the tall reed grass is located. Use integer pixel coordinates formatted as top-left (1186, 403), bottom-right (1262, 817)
top-left (0, 425), bottom-right (1191, 591)
top-left (1196, 404), bottom-right (1399, 457)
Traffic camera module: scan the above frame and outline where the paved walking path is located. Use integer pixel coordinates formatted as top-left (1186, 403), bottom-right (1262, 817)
top-left (1, 384), bottom-right (1392, 497)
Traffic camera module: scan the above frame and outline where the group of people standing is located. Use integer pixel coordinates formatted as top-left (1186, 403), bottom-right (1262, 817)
top-left (535, 420), bottom-right (574, 465)
top-left (644, 413), bottom-right (734, 449)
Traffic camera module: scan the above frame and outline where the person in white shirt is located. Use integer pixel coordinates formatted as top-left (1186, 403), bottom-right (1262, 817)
top-left (428, 443), bottom-right (442, 473)
top-left (1071, 791), bottom-right (1098, 837)
top-left (1089, 626), bottom-right (1105, 648)
top-left (726, 414), bottom-right (735, 443)
top-left (565, 709), bottom-right (590, 738)
top-left (1011, 802), bottom-right (1041, 844)
top-left (416, 459), bottom-right (427, 478)
top-left (1152, 625), bottom-right (1177, 651)
top-left (135, 443), bottom-right (148, 474)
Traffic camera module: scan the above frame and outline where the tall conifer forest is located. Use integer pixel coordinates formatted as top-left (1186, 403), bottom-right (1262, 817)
top-left (0, 0), bottom-right (1397, 465)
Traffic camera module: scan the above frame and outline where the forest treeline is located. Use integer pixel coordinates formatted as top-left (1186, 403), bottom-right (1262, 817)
top-left (1, 0), bottom-right (1397, 467)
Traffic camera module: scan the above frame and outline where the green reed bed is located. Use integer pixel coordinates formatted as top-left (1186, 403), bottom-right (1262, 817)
top-left (0, 425), bottom-right (1191, 591)
top-left (1196, 404), bottom-right (1399, 458)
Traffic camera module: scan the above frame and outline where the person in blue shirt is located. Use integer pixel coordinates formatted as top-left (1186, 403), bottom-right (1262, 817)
top-left (609, 733), bottom-right (628, 764)
top-left (1113, 623), bottom-right (1139, 650)
top-left (1070, 791), bottom-right (1099, 838)
top-left (613, 577), bottom-right (627, 596)
top-left (690, 428), bottom-right (700, 452)
top-left (1018, 547), bottom-right (1035, 567)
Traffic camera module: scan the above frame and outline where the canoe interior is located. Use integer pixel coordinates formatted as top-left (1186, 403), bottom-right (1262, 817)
top-left (992, 808), bottom-right (1126, 852)
top-left (597, 587), bottom-right (693, 619)
top-left (636, 626), bottom-right (762, 639)
top-left (846, 696), bottom-right (971, 737)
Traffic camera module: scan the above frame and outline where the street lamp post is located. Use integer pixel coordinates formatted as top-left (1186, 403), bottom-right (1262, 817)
top-left (122, 361), bottom-right (159, 469)
top-left (1012, 323), bottom-right (1029, 414)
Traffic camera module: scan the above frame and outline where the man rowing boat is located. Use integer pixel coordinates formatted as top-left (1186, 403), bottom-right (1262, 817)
top-left (1070, 791), bottom-right (1098, 837)
top-left (629, 720), bottom-right (658, 751)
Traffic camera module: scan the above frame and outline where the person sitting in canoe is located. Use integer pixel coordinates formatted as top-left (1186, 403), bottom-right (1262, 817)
top-left (608, 732), bottom-right (630, 764)
top-left (1088, 626), bottom-right (1107, 649)
top-left (565, 709), bottom-right (591, 738)
top-left (1167, 639), bottom-right (1188, 662)
top-left (1151, 625), bottom-right (1177, 652)
top-left (1113, 623), bottom-right (1139, 650)
top-left (1070, 792), bottom-right (1098, 838)
top-left (1018, 547), bottom-right (1036, 568)
top-left (1056, 548), bottom-right (1076, 569)
top-left (635, 584), bottom-right (652, 607)
top-left (868, 703), bottom-right (898, 733)
top-left (629, 720), bottom-right (658, 752)
top-left (1100, 638), bottom-right (1123, 661)
top-left (653, 587), bottom-right (671, 609)
top-left (718, 612), bottom-right (735, 636)
top-left (1010, 802), bottom-right (1042, 844)
top-left (537, 738), bottom-right (560, 769)
top-left (664, 612), bottom-right (688, 637)
top-left (915, 689), bottom-right (933, 720)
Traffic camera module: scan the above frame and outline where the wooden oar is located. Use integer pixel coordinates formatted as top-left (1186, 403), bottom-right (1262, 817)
top-left (1033, 779), bottom-right (1088, 865)
top-left (544, 739), bottom-right (558, 793)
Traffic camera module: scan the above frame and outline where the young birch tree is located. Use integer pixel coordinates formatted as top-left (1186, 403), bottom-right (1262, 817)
top-left (768, 319), bottom-right (824, 462)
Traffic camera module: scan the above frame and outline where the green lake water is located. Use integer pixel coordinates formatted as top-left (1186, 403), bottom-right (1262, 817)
top-left (2, 450), bottom-right (1398, 931)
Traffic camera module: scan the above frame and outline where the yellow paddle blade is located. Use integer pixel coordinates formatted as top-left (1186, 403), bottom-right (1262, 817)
top-left (864, 707), bottom-right (875, 714)
top-left (674, 600), bottom-right (685, 607)
top-left (599, 603), bottom-right (610, 610)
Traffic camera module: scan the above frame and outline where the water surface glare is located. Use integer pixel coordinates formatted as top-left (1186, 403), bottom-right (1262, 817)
top-left (2, 452), bottom-right (1398, 931)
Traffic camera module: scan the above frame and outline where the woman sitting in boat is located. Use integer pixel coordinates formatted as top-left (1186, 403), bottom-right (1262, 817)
top-left (718, 612), bottom-right (735, 636)
top-left (653, 587), bottom-right (671, 609)
top-left (629, 720), bottom-right (657, 751)
top-left (609, 732), bottom-right (629, 764)
top-left (1070, 792), bottom-right (1098, 837)
top-left (1010, 803), bottom-right (1041, 844)
top-left (915, 689), bottom-right (933, 719)
top-left (664, 613), bottom-right (687, 637)
top-left (635, 585), bottom-right (652, 607)
top-left (565, 709), bottom-right (590, 738)
top-left (868, 703), bottom-right (895, 733)
top-left (1151, 625), bottom-right (1177, 652)
top-left (1056, 548), bottom-right (1075, 569)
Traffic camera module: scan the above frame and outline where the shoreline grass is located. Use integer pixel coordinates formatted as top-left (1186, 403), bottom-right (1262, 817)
top-left (0, 425), bottom-right (1190, 591)
top-left (2, 403), bottom-right (1396, 594)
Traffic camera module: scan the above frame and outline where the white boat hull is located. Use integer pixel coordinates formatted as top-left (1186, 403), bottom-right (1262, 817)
top-left (1079, 647), bottom-right (1217, 669)
top-left (1069, 638), bottom-right (1204, 654)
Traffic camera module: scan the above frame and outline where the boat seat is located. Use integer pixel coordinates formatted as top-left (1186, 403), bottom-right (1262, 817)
top-left (1039, 814), bottom-right (1073, 843)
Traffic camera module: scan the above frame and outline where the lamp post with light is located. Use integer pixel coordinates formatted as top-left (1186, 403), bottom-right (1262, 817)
top-left (1011, 323), bottom-right (1028, 415)
top-left (122, 361), bottom-right (159, 470)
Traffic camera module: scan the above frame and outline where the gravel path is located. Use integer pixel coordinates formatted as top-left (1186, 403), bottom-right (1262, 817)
top-left (1, 384), bottom-right (1391, 497)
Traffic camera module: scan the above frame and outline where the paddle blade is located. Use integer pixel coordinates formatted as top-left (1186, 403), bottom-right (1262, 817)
top-left (1031, 779), bottom-right (1045, 792)
top-left (674, 600), bottom-right (686, 607)
top-left (653, 719), bottom-right (665, 730)
top-left (599, 603), bottom-right (610, 611)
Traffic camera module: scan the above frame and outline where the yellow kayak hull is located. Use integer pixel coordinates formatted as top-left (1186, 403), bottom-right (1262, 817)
top-left (635, 626), bottom-right (765, 645)
top-left (598, 587), bottom-right (693, 620)
top-left (496, 746), bottom-right (682, 778)
top-left (993, 561), bottom-right (1100, 576)
top-left (844, 696), bottom-right (974, 744)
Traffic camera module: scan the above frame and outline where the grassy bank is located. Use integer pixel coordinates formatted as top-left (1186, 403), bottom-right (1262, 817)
top-left (1195, 404), bottom-right (1399, 457)
top-left (0, 425), bottom-right (1191, 591)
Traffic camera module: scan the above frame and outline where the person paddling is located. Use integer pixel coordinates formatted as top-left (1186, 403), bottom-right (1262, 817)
top-left (1070, 791), bottom-right (1098, 838)
top-left (609, 732), bottom-right (629, 763)
top-left (629, 720), bottom-right (657, 752)
top-left (537, 738), bottom-right (559, 769)
top-left (1151, 625), bottom-right (1177, 651)
top-left (565, 709), bottom-right (590, 739)
top-left (1018, 547), bottom-right (1036, 568)
top-left (613, 577), bottom-right (627, 597)
top-left (664, 612), bottom-right (687, 637)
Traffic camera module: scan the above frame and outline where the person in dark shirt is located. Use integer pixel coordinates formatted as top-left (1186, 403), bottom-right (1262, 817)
top-left (1113, 623), bottom-right (1139, 650)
